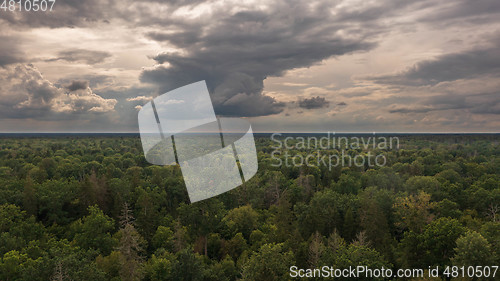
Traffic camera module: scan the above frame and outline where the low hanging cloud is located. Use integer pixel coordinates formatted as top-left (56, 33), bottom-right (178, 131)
top-left (298, 96), bottom-right (330, 109)
top-left (46, 49), bottom-right (112, 65)
top-left (364, 38), bottom-right (500, 118)
top-left (368, 45), bottom-right (500, 86)
top-left (388, 91), bottom-right (500, 115)
top-left (0, 64), bottom-right (117, 118)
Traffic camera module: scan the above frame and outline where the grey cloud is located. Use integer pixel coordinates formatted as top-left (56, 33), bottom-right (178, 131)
top-left (470, 103), bottom-right (500, 115)
top-left (47, 49), bottom-right (112, 65)
top-left (363, 34), bottom-right (500, 118)
top-left (369, 46), bottom-right (500, 86)
top-left (3, 0), bottom-right (499, 130)
top-left (0, 64), bottom-right (117, 119)
top-left (337, 88), bottom-right (374, 97)
top-left (141, 0), bottom-right (380, 117)
top-left (337, 102), bottom-right (347, 106)
top-left (298, 96), bottom-right (330, 109)
top-left (217, 92), bottom-right (285, 117)
top-left (65, 80), bottom-right (89, 91)
top-left (145, 30), bottom-right (201, 47)
top-left (0, 36), bottom-right (25, 66)
top-left (389, 92), bottom-right (499, 115)
top-left (0, 0), bottom-right (113, 28)
top-left (87, 84), bottom-right (159, 131)
top-left (0, 0), bottom-right (210, 29)
top-left (57, 74), bottom-right (115, 90)
top-left (389, 107), bottom-right (436, 114)
top-left (2, 0), bottom-right (496, 31)
top-left (418, 0), bottom-right (500, 26)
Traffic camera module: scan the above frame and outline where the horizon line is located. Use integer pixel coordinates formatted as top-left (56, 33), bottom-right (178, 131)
top-left (0, 131), bottom-right (499, 134)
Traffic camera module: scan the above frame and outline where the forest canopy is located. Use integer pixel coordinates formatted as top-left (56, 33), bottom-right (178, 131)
top-left (0, 134), bottom-right (498, 280)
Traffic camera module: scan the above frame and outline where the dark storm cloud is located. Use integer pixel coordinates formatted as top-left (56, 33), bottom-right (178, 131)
top-left (140, 0), bottom-right (499, 117)
top-left (216, 92), bottom-right (286, 117)
top-left (140, 0), bottom-right (382, 117)
top-left (369, 46), bottom-right (500, 86)
top-left (3, 0), bottom-right (494, 29)
top-left (0, 0), bottom-right (114, 28)
top-left (0, 36), bottom-right (25, 66)
top-left (298, 96), bottom-right (330, 109)
top-left (140, 0), bottom-right (500, 117)
top-left (0, 0), bottom-right (208, 29)
top-left (145, 31), bottom-right (201, 47)
top-left (65, 80), bottom-right (89, 91)
top-left (47, 49), bottom-right (112, 65)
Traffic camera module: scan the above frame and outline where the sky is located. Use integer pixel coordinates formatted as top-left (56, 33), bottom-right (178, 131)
top-left (0, 0), bottom-right (499, 133)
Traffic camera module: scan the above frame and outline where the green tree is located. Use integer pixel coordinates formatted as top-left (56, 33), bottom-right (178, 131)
top-left (240, 243), bottom-right (294, 281)
top-left (170, 248), bottom-right (205, 281)
top-left (223, 205), bottom-right (259, 239)
top-left (359, 187), bottom-right (393, 259)
top-left (223, 233), bottom-right (248, 261)
top-left (96, 251), bottom-right (122, 281)
top-left (0, 204), bottom-right (45, 256)
top-left (333, 173), bottom-right (362, 194)
top-left (72, 205), bottom-right (117, 256)
top-left (452, 231), bottom-right (495, 267)
top-left (134, 187), bottom-right (160, 241)
top-left (178, 200), bottom-right (226, 256)
top-left (434, 199), bottom-right (462, 219)
top-left (142, 250), bottom-right (176, 281)
top-left (151, 226), bottom-right (174, 252)
top-left (295, 190), bottom-right (343, 237)
top-left (204, 256), bottom-right (238, 281)
top-left (480, 222), bottom-right (500, 264)
top-left (342, 206), bottom-right (357, 242)
top-left (272, 195), bottom-right (295, 241)
top-left (22, 176), bottom-right (37, 217)
top-left (419, 218), bottom-right (465, 268)
top-left (0, 250), bottom-right (28, 281)
top-left (404, 176), bottom-right (440, 197)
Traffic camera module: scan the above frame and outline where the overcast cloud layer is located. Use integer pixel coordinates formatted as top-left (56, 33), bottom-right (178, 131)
top-left (0, 0), bottom-right (499, 132)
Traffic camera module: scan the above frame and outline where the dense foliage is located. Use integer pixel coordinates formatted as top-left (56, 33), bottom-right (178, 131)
top-left (0, 134), bottom-right (498, 280)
